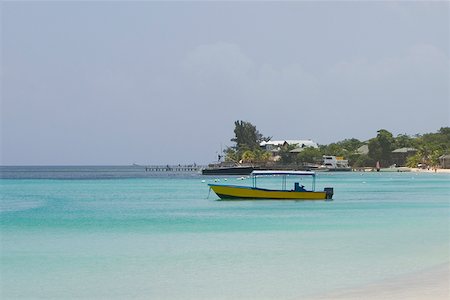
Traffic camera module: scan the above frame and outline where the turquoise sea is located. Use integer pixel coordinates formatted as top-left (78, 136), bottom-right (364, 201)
top-left (1, 166), bottom-right (449, 299)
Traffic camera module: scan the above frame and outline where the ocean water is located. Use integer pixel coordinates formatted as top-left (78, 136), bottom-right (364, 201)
top-left (1, 166), bottom-right (449, 299)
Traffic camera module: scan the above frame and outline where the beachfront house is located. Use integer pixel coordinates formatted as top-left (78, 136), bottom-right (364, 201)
top-left (439, 154), bottom-right (450, 169)
top-left (259, 140), bottom-right (319, 152)
top-left (260, 140), bottom-right (318, 161)
top-left (260, 140), bottom-right (318, 151)
top-left (391, 147), bottom-right (417, 166)
top-left (356, 144), bottom-right (369, 155)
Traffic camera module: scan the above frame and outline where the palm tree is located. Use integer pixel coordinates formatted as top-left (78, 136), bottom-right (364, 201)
top-left (241, 150), bottom-right (256, 164)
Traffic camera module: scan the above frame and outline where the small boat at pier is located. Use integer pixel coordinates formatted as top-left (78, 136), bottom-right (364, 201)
top-left (208, 170), bottom-right (333, 200)
top-left (201, 165), bottom-right (255, 175)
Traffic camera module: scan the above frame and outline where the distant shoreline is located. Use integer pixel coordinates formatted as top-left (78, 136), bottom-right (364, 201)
top-left (1, 165), bottom-right (450, 174)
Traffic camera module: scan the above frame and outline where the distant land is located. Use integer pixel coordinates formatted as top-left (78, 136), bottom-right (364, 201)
top-left (217, 121), bottom-right (450, 170)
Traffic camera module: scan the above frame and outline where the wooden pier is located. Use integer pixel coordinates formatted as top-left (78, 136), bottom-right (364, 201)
top-left (140, 165), bottom-right (205, 172)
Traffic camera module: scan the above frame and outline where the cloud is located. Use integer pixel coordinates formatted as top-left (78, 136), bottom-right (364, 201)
top-left (183, 42), bottom-right (449, 107)
top-left (326, 44), bottom-right (449, 105)
top-left (182, 42), bottom-right (254, 91)
top-left (323, 44), bottom-right (449, 137)
top-left (180, 42), bottom-right (449, 142)
top-left (181, 42), bottom-right (319, 112)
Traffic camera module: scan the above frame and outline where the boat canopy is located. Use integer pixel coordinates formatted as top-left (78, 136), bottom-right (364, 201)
top-left (251, 170), bottom-right (317, 190)
top-left (251, 170), bottom-right (316, 176)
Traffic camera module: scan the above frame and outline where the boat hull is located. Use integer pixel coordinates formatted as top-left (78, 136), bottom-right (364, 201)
top-left (202, 166), bottom-right (254, 175)
top-left (209, 184), bottom-right (332, 200)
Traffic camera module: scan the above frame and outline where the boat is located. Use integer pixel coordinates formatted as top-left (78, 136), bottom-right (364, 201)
top-left (379, 165), bottom-right (411, 172)
top-left (201, 165), bottom-right (255, 175)
top-left (208, 170), bottom-right (333, 200)
top-left (320, 156), bottom-right (352, 172)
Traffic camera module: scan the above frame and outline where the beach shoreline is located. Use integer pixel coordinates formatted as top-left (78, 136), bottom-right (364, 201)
top-left (353, 168), bottom-right (450, 173)
top-left (410, 168), bottom-right (450, 174)
top-left (311, 262), bottom-right (450, 300)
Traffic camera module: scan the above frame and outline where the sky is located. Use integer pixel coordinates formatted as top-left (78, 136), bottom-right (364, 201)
top-left (1, 1), bottom-right (449, 165)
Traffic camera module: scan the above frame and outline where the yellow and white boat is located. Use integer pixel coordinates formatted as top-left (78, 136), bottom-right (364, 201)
top-left (209, 170), bottom-right (333, 200)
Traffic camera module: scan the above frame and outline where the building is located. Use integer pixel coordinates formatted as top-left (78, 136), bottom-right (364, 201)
top-left (260, 140), bottom-right (319, 162)
top-left (356, 144), bottom-right (369, 155)
top-left (391, 147), bottom-right (417, 166)
top-left (439, 154), bottom-right (450, 169)
top-left (260, 140), bottom-right (318, 151)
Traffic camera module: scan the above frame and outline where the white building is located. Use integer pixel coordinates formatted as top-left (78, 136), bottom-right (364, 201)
top-left (260, 140), bottom-right (318, 151)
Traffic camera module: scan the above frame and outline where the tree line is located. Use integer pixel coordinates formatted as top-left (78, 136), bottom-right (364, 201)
top-left (224, 120), bottom-right (450, 168)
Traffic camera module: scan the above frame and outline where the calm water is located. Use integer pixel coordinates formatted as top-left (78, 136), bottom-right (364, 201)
top-left (1, 166), bottom-right (449, 299)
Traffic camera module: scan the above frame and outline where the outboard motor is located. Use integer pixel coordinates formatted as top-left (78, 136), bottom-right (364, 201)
top-left (324, 187), bottom-right (334, 200)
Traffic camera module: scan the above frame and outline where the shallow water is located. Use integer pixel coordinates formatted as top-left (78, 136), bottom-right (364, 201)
top-left (1, 167), bottom-right (449, 299)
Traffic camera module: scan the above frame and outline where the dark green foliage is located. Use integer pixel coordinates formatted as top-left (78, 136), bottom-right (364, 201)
top-left (405, 127), bottom-right (450, 167)
top-left (278, 144), bottom-right (298, 164)
top-left (394, 134), bottom-right (416, 148)
top-left (227, 120), bottom-right (271, 163)
top-left (296, 147), bottom-right (323, 164)
top-left (352, 154), bottom-right (375, 168)
top-left (336, 139), bottom-right (364, 152)
top-left (320, 143), bottom-right (348, 157)
top-left (231, 120), bottom-right (270, 152)
top-left (420, 127), bottom-right (450, 150)
top-left (368, 129), bottom-right (395, 167)
top-left (224, 147), bottom-right (239, 163)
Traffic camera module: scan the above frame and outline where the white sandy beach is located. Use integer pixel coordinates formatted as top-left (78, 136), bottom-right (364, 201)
top-left (312, 263), bottom-right (450, 300)
top-left (411, 168), bottom-right (450, 174)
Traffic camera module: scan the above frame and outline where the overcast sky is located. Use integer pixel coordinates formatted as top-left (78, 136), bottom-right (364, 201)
top-left (1, 1), bottom-right (449, 165)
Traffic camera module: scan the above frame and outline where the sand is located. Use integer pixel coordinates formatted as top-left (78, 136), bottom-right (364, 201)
top-left (311, 263), bottom-right (450, 300)
top-left (410, 168), bottom-right (450, 174)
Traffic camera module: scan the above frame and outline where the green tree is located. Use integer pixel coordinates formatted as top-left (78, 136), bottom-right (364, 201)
top-left (241, 150), bottom-right (256, 163)
top-left (336, 138), bottom-right (364, 153)
top-left (353, 154), bottom-right (375, 168)
top-left (239, 148), bottom-right (273, 164)
top-left (407, 144), bottom-right (442, 168)
top-left (406, 155), bottom-right (421, 168)
top-left (421, 127), bottom-right (450, 151)
top-left (406, 127), bottom-right (450, 167)
top-left (226, 120), bottom-right (271, 163)
top-left (254, 148), bottom-right (272, 163)
top-left (231, 120), bottom-right (270, 152)
top-left (438, 127), bottom-right (450, 142)
top-left (368, 129), bottom-right (395, 167)
top-left (224, 147), bottom-right (238, 163)
top-left (320, 143), bottom-right (347, 157)
top-left (278, 143), bottom-right (298, 164)
top-left (297, 147), bottom-right (323, 164)
top-left (394, 134), bottom-right (415, 149)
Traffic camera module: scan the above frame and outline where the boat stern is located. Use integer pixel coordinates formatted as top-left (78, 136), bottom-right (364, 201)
top-left (324, 187), bottom-right (334, 199)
